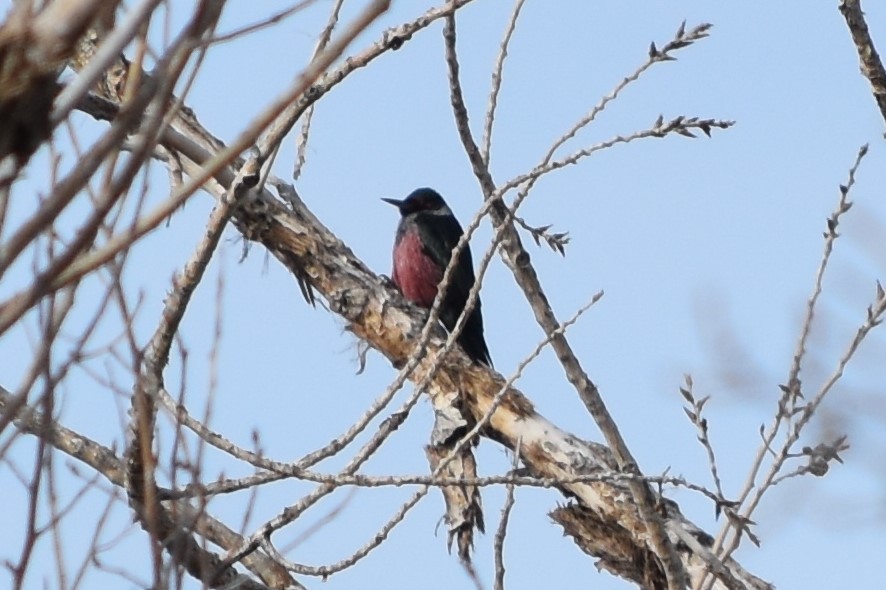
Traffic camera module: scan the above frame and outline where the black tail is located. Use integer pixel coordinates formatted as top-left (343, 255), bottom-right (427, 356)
top-left (457, 306), bottom-right (493, 367)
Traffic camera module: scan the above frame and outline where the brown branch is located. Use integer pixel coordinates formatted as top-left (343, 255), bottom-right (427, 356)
top-left (493, 442), bottom-right (521, 590)
top-left (0, 0), bottom-right (225, 335)
top-left (292, 0), bottom-right (346, 180)
top-left (0, 384), bottom-right (298, 589)
top-left (442, 9), bottom-right (688, 590)
top-left (60, 5), bottom-right (766, 586)
top-left (0, 0), bottom-right (120, 164)
top-left (140, 111), bottom-right (770, 589)
top-left (703, 146), bottom-right (875, 590)
top-left (51, 0), bottom-right (159, 123)
top-left (839, 0), bottom-right (886, 130)
top-left (481, 0), bottom-right (526, 163)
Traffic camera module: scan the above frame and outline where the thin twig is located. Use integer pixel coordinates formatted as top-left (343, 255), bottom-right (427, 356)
top-left (237, 291), bottom-right (602, 578)
top-left (293, 0), bottom-right (345, 180)
top-left (206, 0), bottom-right (320, 46)
top-left (481, 0), bottom-right (526, 163)
top-left (702, 145), bottom-right (872, 590)
top-left (493, 439), bottom-right (521, 590)
top-left (444, 10), bottom-right (689, 589)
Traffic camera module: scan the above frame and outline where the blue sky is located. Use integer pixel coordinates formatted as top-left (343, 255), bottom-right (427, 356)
top-left (1, 1), bottom-right (885, 588)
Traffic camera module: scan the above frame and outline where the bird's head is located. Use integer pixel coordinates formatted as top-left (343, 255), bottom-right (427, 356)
top-left (382, 187), bottom-right (452, 217)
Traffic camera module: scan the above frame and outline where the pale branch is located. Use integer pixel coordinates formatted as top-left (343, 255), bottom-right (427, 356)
top-left (147, 127), bottom-right (769, 587)
top-left (253, 291), bottom-right (604, 576)
top-left (499, 115), bottom-right (734, 197)
top-left (497, 21), bottom-right (715, 255)
top-left (50, 0), bottom-right (161, 124)
top-left (167, 470), bottom-right (729, 499)
top-left (292, 0), bottom-right (345, 181)
top-left (481, 0), bottom-right (526, 164)
top-left (535, 22), bottom-right (713, 179)
top-left (0, 0), bottom-right (226, 335)
top-left (679, 376), bottom-right (729, 515)
top-left (493, 440), bottom-right (521, 590)
top-left (839, 0), bottom-right (886, 130)
top-left (54, 5), bottom-right (768, 587)
top-left (153, 58), bottom-right (769, 590)
top-left (205, 0), bottom-right (319, 46)
top-left (701, 145), bottom-right (872, 590)
top-left (0, 385), bottom-right (299, 589)
top-left (443, 9), bottom-right (688, 590)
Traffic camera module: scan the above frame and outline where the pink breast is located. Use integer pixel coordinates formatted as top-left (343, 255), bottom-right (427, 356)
top-left (392, 230), bottom-right (441, 308)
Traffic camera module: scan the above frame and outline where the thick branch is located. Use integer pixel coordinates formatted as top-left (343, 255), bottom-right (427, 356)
top-left (61, 4), bottom-right (767, 585)
top-left (442, 10), bottom-right (686, 590)
top-left (114, 97), bottom-right (771, 586)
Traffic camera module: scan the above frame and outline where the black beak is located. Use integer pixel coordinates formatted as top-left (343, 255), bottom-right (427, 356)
top-left (381, 197), bottom-right (404, 209)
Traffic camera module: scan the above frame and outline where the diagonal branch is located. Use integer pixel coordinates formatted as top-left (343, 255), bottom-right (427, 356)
top-left (481, 0), bottom-right (526, 163)
top-left (442, 9), bottom-right (688, 590)
top-left (0, 384), bottom-right (299, 590)
top-left (66, 9), bottom-right (767, 587)
top-left (839, 0), bottom-right (886, 130)
top-left (125, 79), bottom-right (770, 590)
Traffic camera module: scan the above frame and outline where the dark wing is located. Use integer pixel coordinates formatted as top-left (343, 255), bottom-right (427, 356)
top-left (414, 212), bottom-right (463, 268)
top-left (414, 212), bottom-right (472, 312)
top-left (416, 213), bottom-right (492, 366)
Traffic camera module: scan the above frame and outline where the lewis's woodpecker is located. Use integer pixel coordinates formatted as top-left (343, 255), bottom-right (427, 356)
top-left (383, 188), bottom-right (492, 367)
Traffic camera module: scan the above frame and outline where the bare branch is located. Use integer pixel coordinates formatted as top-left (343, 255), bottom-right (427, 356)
top-left (292, 0), bottom-right (345, 180)
top-left (702, 145), bottom-right (872, 589)
top-left (443, 9), bottom-right (690, 589)
top-left (493, 441), bottom-right (521, 590)
top-left (481, 0), bottom-right (526, 163)
top-left (839, 0), bottom-right (886, 130)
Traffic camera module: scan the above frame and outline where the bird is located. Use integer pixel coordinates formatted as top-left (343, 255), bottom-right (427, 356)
top-left (382, 188), bottom-right (492, 367)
